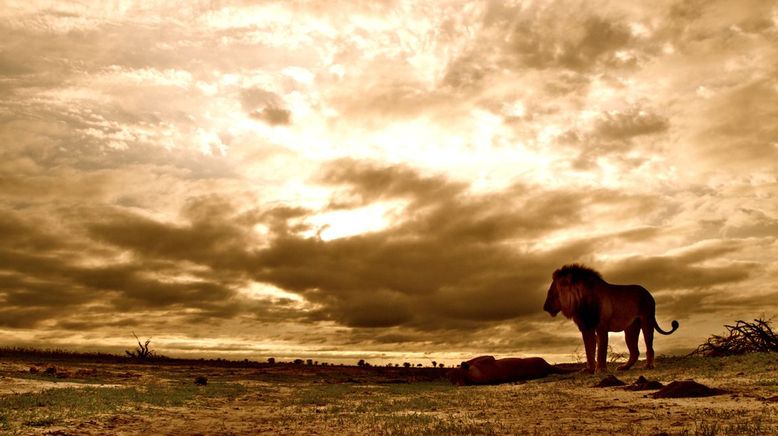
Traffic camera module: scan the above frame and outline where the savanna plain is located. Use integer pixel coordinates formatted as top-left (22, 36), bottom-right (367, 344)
top-left (0, 348), bottom-right (776, 435)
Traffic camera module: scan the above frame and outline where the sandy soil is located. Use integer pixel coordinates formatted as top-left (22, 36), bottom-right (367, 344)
top-left (1, 353), bottom-right (776, 435)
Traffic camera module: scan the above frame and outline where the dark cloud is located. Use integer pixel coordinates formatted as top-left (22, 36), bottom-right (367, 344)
top-left (602, 241), bottom-right (756, 292)
top-left (505, 15), bottom-right (632, 72)
top-left (553, 104), bottom-right (670, 170)
top-left (240, 88), bottom-right (292, 126)
top-left (252, 107), bottom-right (291, 126)
top-left (2, 159), bottom-right (762, 342)
top-left (595, 107), bottom-right (669, 140)
top-left (723, 208), bottom-right (778, 239)
top-left (443, 3), bottom-right (637, 95)
top-left (693, 79), bottom-right (778, 167)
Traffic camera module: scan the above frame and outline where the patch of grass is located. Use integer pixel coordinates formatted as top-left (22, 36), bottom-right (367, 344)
top-left (295, 383), bottom-right (355, 406)
top-left (364, 412), bottom-right (506, 435)
top-left (691, 407), bottom-right (775, 436)
top-left (11, 371), bottom-right (110, 385)
top-left (24, 416), bottom-right (56, 427)
top-left (382, 381), bottom-right (453, 395)
top-left (0, 381), bottom-right (246, 431)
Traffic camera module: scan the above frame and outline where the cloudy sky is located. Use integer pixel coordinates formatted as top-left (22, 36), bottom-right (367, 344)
top-left (1, 0), bottom-right (777, 364)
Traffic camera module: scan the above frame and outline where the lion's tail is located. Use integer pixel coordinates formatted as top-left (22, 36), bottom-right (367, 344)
top-left (550, 364), bottom-right (580, 374)
top-left (654, 319), bottom-right (679, 335)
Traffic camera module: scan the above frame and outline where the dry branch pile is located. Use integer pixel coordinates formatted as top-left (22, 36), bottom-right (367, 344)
top-left (691, 318), bottom-right (778, 357)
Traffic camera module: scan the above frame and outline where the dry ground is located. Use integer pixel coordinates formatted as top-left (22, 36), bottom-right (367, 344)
top-left (0, 353), bottom-right (776, 435)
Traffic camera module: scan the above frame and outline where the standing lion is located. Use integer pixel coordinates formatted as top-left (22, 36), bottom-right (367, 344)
top-left (543, 264), bottom-right (679, 373)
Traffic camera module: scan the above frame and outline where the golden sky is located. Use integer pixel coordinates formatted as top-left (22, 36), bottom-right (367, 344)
top-left (1, 0), bottom-right (777, 364)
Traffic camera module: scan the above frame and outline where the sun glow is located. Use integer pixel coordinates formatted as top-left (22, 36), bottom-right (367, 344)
top-left (242, 282), bottom-right (304, 302)
top-left (306, 201), bottom-right (405, 241)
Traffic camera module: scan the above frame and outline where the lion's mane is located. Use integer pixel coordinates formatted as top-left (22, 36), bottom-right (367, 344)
top-left (552, 264), bottom-right (604, 320)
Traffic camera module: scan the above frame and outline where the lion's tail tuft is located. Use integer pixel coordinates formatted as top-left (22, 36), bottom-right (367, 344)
top-left (655, 319), bottom-right (679, 335)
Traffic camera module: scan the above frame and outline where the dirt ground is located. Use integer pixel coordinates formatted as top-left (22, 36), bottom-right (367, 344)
top-left (1, 352), bottom-right (776, 435)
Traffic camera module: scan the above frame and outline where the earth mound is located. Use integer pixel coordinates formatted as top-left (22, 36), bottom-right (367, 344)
top-left (594, 375), bottom-right (625, 387)
top-left (624, 375), bottom-right (664, 391)
top-left (651, 380), bottom-right (727, 398)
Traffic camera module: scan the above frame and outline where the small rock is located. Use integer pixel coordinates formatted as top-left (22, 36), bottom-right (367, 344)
top-left (44, 367), bottom-right (57, 375)
top-left (194, 376), bottom-right (208, 385)
top-left (29, 367), bottom-right (39, 374)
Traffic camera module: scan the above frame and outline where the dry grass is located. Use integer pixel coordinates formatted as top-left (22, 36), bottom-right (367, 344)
top-left (0, 352), bottom-right (776, 434)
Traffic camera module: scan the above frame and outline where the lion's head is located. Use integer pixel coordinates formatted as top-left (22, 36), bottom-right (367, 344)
top-left (445, 361), bottom-right (471, 386)
top-left (543, 264), bottom-right (602, 319)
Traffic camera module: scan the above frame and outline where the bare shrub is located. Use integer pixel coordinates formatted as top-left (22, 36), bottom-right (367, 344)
top-left (691, 318), bottom-right (778, 357)
top-left (125, 332), bottom-right (155, 360)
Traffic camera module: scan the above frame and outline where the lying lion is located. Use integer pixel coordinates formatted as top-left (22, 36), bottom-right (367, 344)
top-left (446, 355), bottom-right (574, 386)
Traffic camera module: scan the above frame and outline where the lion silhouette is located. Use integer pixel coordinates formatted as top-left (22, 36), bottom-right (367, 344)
top-left (543, 264), bottom-right (679, 373)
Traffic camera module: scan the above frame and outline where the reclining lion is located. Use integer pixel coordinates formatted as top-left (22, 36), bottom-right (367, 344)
top-left (446, 355), bottom-right (574, 386)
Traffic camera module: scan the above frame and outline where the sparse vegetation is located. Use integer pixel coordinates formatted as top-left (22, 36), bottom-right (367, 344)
top-left (691, 318), bottom-right (778, 357)
top-left (0, 382), bottom-right (246, 432)
top-left (0, 346), bottom-right (776, 434)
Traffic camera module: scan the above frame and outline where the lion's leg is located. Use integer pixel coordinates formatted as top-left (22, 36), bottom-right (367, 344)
top-left (642, 323), bottom-right (655, 369)
top-left (619, 321), bottom-right (640, 371)
top-left (581, 330), bottom-right (596, 373)
top-left (595, 329), bottom-right (609, 372)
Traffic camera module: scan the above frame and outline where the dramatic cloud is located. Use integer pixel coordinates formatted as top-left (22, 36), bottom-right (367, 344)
top-left (1, 0), bottom-right (776, 363)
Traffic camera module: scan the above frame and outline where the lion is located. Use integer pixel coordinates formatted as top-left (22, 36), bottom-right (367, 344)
top-left (543, 264), bottom-right (679, 373)
top-left (446, 355), bottom-right (575, 386)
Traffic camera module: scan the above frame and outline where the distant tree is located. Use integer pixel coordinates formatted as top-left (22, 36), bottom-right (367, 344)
top-left (432, 361), bottom-right (437, 368)
top-left (307, 359), bottom-right (313, 365)
top-left (357, 359), bottom-right (365, 367)
top-left (438, 363), bottom-right (445, 368)
top-left (294, 359), bottom-right (304, 365)
top-left (416, 363), bottom-right (422, 367)
top-left (267, 357), bottom-right (276, 365)
top-left (403, 362), bottom-right (411, 368)
top-left (395, 363), bottom-right (399, 368)
top-left (314, 361), bottom-right (318, 366)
